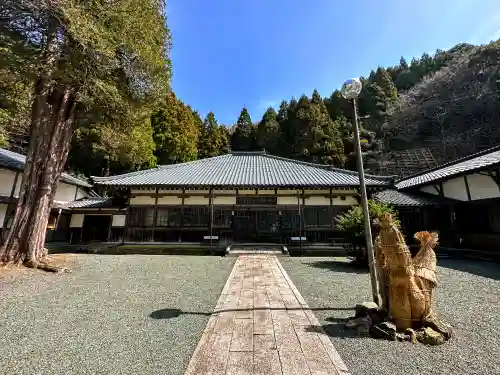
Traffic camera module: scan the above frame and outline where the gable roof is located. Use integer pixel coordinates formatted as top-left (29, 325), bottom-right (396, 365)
top-left (395, 145), bottom-right (500, 190)
top-left (93, 151), bottom-right (394, 188)
top-left (0, 148), bottom-right (92, 188)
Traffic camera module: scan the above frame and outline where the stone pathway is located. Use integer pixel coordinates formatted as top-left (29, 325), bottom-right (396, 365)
top-left (184, 255), bottom-right (350, 375)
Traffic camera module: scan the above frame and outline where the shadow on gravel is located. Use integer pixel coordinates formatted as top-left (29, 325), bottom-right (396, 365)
top-left (150, 307), bottom-right (354, 320)
top-left (306, 317), bottom-right (360, 339)
top-left (438, 259), bottom-right (500, 280)
top-left (307, 260), bottom-right (368, 274)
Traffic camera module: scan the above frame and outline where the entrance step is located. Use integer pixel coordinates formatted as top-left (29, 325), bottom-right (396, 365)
top-left (226, 244), bottom-right (289, 256)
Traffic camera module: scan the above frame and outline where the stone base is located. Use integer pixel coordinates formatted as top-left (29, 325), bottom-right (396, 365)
top-left (346, 302), bottom-right (452, 346)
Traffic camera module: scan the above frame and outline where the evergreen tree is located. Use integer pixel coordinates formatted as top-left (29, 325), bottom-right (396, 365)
top-left (152, 93), bottom-right (199, 165)
top-left (374, 67), bottom-right (399, 108)
top-left (257, 107), bottom-right (279, 153)
top-left (399, 57), bottom-right (409, 70)
top-left (0, 0), bottom-right (171, 270)
top-left (199, 112), bottom-right (228, 158)
top-left (231, 107), bottom-right (255, 151)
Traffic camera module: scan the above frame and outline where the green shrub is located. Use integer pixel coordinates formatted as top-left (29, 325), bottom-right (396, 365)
top-left (336, 200), bottom-right (400, 266)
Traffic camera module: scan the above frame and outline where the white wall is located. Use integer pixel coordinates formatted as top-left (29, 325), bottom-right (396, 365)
top-left (70, 214), bottom-right (85, 228)
top-left (0, 203), bottom-right (7, 228)
top-left (467, 173), bottom-right (500, 200)
top-left (442, 178), bottom-right (469, 201)
top-left (75, 187), bottom-right (89, 200)
top-left (417, 173), bottom-right (500, 201)
top-left (0, 169), bottom-right (17, 197)
top-left (54, 183), bottom-right (78, 203)
top-left (112, 215), bottom-right (126, 227)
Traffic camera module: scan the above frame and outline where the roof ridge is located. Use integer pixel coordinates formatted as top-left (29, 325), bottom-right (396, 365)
top-left (396, 144), bottom-right (500, 183)
top-left (262, 153), bottom-right (395, 181)
top-left (92, 154), bottom-right (231, 181)
top-left (229, 150), bottom-right (266, 155)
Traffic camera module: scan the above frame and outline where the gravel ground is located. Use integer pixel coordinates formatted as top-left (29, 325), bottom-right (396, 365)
top-left (0, 254), bottom-right (235, 375)
top-left (280, 256), bottom-right (500, 375)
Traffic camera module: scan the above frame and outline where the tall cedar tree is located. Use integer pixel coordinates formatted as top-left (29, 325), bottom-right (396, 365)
top-left (152, 92), bottom-right (199, 164)
top-left (257, 107), bottom-right (280, 152)
top-left (199, 112), bottom-right (228, 158)
top-left (231, 107), bottom-right (255, 151)
top-left (0, 0), bottom-right (171, 271)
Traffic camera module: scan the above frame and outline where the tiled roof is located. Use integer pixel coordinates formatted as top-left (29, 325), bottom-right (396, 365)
top-left (395, 145), bottom-right (500, 190)
top-left (92, 151), bottom-right (394, 188)
top-left (0, 148), bottom-right (92, 188)
top-left (56, 198), bottom-right (115, 209)
top-left (373, 190), bottom-right (455, 207)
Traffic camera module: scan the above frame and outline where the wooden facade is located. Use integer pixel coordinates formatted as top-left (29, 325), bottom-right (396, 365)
top-left (123, 187), bottom-right (360, 244)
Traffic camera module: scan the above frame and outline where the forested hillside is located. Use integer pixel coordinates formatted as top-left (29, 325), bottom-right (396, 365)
top-left (2, 29), bottom-right (499, 177)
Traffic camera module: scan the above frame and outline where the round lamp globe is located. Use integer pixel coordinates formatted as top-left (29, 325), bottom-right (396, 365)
top-left (340, 78), bottom-right (362, 99)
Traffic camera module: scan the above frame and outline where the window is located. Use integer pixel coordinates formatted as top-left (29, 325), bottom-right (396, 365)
top-left (213, 209), bottom-right (232, 228)
top-left (156, 207), bottom-right (182, 227)
top-left (184, 207), bottom-right (209, 227)
top-left (281, 208), bottom-right (300, 229)
top-left (127, 207), bottom-right (154, 227)
top-left (236, 196), bottom-right (277, 205)
top-left (304, 207), bottom-right (333, 227)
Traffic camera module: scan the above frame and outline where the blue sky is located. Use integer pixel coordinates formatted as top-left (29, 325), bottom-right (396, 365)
top-left (167, 0), bottom-right (500, 125)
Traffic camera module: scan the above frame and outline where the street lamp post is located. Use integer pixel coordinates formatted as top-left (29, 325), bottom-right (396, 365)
top-left (341, 78), bottom-right (382, 306)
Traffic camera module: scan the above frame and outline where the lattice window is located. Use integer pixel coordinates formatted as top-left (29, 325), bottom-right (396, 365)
top-left (304, 207), bottom-right (333, 227)
top-left (213, 209), bottom-right (232, 228)
top-left (184, 207), bottom-right (209, 227)
top-left (281, 208), bottom-right (300, 229)
top-left (257, 211), bottom-right (280, 232)
top-left (156, 207), bottom-right (182, 227)
top-left (236, 196), bottom-right (277, 205)
top-left (127, 207), bottom-right (154, 227)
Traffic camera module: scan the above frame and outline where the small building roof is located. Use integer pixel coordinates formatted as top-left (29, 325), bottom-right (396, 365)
top-left (395, 145), bottom-right (500, 190)
top-left (56, 197), bottom-right (115, 209)
top-left (92, 151), bottom-right (394, 188)
top-left (373, 189), bottom-right (456, 207)
top-left (0, 148), bottom-right (92, 188)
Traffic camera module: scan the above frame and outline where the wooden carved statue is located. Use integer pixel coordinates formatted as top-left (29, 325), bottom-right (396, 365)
top-left (374, 213), bottom-right (452, 340)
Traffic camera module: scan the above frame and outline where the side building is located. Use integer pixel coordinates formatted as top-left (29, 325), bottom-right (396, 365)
top-left (91, 151), bottom-right (393, 245)
top-left (0, 148), bottom-right (97, 243)
top-left (393, 145), bottom-right (500, 251)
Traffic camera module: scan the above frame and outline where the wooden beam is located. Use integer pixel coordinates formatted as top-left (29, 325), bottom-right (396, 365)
top-left (463, 176), bottom-right (472, 201)
top-left (9, 172), bottom-right (19, 199)
top-left (487, 171), bottom-right (500, 189)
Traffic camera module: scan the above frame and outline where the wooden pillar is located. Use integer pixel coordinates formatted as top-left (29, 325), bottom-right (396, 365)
top-left (152, 188), bottom-right (159, 242)
top-left (107, 215), bottom-right (113, 242)
top-left (180, 188), bottom-right (185, 242)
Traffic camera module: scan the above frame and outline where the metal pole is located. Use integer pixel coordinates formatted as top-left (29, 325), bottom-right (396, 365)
top-left (297, 190), bottom-right (302, 257)
top-left (352, 98), bottom-right (381, 306)
top-left (209, 190), bottom-right (214, 252)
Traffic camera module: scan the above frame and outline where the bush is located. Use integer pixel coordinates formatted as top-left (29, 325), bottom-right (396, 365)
top-left (336, 200), bottom-right (400, 266)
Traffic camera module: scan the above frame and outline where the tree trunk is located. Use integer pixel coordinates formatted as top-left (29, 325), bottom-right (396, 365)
top-left (0, 21), bottom-right (76, 272)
